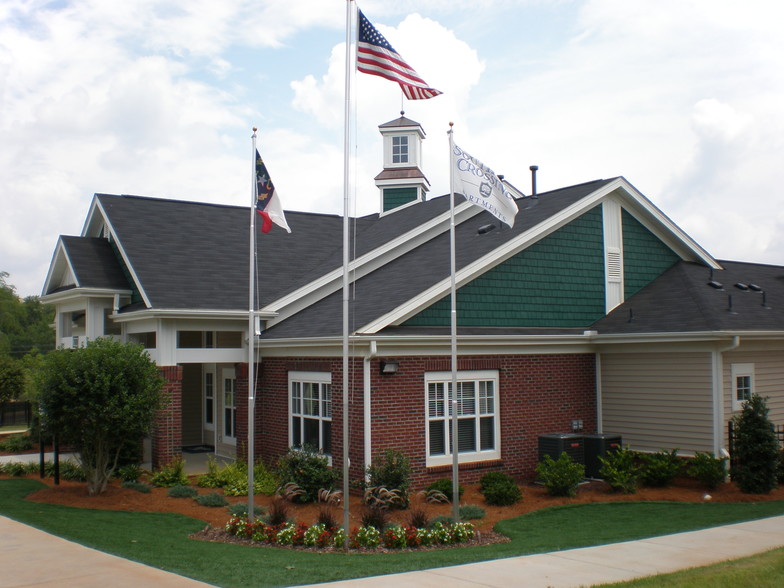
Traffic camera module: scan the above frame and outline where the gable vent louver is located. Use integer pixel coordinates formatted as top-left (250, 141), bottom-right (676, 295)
top-left (606, 248), bottom-right (622, 283)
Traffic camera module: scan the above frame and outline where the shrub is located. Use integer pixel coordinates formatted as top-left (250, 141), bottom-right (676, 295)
top-left (276, 447), bottom-right (337, 503)
top-left (597, 446), bottom-right (640, 493)
top-left (150, 457), bottom-right (189, 487)
top-left (227, 502), bottom-right (266, 518)
top-left (732, 394), bottom-right (780, 494)
top-left (59, 461), bottom-right (87, 482)
top-left (778, 450), bottom-right (784, 485)
top-left (459, 504), bottom-right (486, 520)
top-left (266, 496), bottom-right (291, 526)
top-left (1, 461), bottom-right (27, 476)
top-left (688, 451), bottom-right (727, 490)
top-left (122, 480), bottom-right (151, 493)
top-left (481, 477), bottom-right (522, 506)
top-left (0, 433), bottom-right (33, 452)
top-left (360, 505), bottom-right (389, 530)
top-left (536, 452), bottom-right (585, 497)
top-left (479, 471), bottom-right (513, 494)
top-left (363, 486), bottom-right (406, 509)
top-left (195, 492), bottom-right (228, 507)
top-left (116, 463), bottom-right (143, 483)
top-left (168, 484), bottom-right (198, 498)
top-left (366, 449), bottom-right (411, 507)
top-left (407, 508), bottom-right (429, 529)
top-left (640, 449), bottom-right (682, 487)
top-left (426, 478), bottom-right (463, 503)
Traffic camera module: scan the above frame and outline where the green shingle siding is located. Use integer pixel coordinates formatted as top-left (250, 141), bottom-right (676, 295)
top-left (404, 207), bottom-right (606, 328)
top-left (622, 210), bottom-right (679, 298)
top-left (383, 187), bottom-right (417, 212)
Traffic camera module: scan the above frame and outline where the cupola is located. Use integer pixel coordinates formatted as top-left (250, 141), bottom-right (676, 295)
top-left (374, 112), bottom-right (430, 213)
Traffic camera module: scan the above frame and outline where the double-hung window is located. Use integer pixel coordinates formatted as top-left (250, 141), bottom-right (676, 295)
top-left (425, 370), bottom-right (500, 467)
top-left (289, 371), bottom-right (332, 456)
top-left (731, 363), bottom-right (754, 412)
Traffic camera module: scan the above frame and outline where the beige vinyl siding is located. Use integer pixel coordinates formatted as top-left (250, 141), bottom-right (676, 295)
top-left (601, 351), bottom-right (714, 454)
top-left (181, 363), bottom-right (202, 446)
top-left (724, 348), bottom-right (784, 424)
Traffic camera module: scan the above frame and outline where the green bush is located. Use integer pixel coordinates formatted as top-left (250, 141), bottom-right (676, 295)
top-left (150, 457), bottom-right (189, 487)
top-left (199, 458), bottom-right (278, 497)
top-left (168, 484), bottom-right (198, 498)
top-left (479, 471), bottom-right (513, 494)
top-left (459, 504), bottom-right (486, 520)
top-left (276, 447), bottom-right (337, 503)
top-left (116, 463), bottom-right (143, 483)
top-left (732, 395), bottom-right (780, 494)
top-left (366, 449), bottom-right (411, 507)
top-left (481, 477), bottom-right (522, 506)
top-left (426, 478), bottom-right (463, 503)
top-left (598, 446), bottom-right (640, 494)
top-left (122, 480), bottom-right (151, 493)
top-left (0, 433), bottom-right (33, 452)
top-left (536, 452), bottom-right (585, 497)
top-left (1, 461), bottom-right (28, 476)
top-left (59, 461), bottom-right (87, 482)
top-left (777, 450), bottom-right (784, 484)
top-left (195, 491), bottom-right (228, 507)
top-left (640, 449), bottom-right (682, 487)
top-left (688, 451), bottom-right (727, 490)
top-left (227, 502), bottom-right (266, 517)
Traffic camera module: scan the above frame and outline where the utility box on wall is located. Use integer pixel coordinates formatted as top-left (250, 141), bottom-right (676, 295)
top-left (538, 433), bottom-right (585, 465)
top-left (583, 433), bottom-right (622, 478)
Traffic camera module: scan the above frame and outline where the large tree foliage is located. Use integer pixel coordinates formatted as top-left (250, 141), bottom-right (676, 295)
top-left (0, 354), bottom-right (25, 403)
top-left (732, 394), bottom-right (780, 494)
top-left (38, 338), bottom-right (164, 495)
top-left (0, 272), bottom-right (55, 358)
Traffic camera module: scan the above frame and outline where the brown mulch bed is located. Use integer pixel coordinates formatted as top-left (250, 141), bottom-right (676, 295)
top-left (11, 473), bottom-right (784, 537)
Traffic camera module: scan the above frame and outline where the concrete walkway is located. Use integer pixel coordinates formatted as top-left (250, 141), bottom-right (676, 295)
top-left (1, 514), bottom-right (783, 588)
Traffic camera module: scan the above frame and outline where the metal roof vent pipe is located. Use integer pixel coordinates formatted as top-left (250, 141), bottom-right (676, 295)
top-left (530, 165), bottom-right (539, 199)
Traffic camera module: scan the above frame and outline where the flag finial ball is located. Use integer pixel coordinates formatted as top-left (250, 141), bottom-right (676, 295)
top-left (252, 127), bottom-right (258, 132)
top-left (449, 121), bottom-right (454, 127)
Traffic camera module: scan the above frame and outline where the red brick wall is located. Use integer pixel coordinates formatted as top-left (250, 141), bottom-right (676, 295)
top-left (152, 365), bottom-right (183, 469)
top-left (253, 353), bottom-right (596, 490)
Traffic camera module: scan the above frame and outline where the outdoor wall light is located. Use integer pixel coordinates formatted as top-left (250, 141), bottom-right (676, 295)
top-left (380, 360), bottom-right (399, 374)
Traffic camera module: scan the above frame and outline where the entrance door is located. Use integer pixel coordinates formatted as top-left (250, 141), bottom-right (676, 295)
top-left (202, 365), bottom-right (216, 447)
top-left (215, 366), bottom-right (237, 458)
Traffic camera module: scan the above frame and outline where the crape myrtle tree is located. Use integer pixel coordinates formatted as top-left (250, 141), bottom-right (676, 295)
top-left (38, 338), bottom-right (164, 495)
top-left (732, 394), bottom-right (780, 494)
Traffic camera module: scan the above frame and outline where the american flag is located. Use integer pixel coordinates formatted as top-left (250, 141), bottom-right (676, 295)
top-left (357, 9), bottom-right (441, 100)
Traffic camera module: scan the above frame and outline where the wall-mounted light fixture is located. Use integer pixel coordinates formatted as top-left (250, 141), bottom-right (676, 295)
top-left (380, 360), bottom-right (399, 375)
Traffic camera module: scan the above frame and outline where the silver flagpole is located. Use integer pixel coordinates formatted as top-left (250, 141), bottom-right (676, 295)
top-left (448, 123), bottom-right (460, 523)
top-left (342, 0), bottom-right (355, 540)
top-left (247, 128), bottom-right (258, 523)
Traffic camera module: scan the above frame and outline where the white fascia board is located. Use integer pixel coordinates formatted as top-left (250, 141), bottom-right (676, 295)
top-left (90, 197), bottom-right (154, 308)
top-left (611, 178), bottom-right (721, 269)
top-left (41, 287), bottom-right (132, 305)
top-left (261, 200), bottom-right (482, 327)
top-left (375, 177), bottom-right (430, 188)
top-left (112, 308), bottom-right (274, 322)
top-left (41, 238), bottom-right (72, 296)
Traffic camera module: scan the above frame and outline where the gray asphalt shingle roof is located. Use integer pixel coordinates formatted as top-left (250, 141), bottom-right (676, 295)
top-left (58, 236), bottom-right (131, 291)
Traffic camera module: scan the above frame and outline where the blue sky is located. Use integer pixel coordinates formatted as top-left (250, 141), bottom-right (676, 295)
top-left (2, 0), bottom-right (783, 297)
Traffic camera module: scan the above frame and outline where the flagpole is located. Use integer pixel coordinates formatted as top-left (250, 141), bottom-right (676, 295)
top-left (247, 128), bottom-right (258, 523)
top-left (342, 0), bottom-right (355, 540)
top-left (448, 123), bottom-right (460, 523)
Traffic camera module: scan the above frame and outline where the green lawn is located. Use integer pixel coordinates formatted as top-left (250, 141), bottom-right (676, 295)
top-left (2, 478), bottom-right (784, 587)
top-left (598, 546), bottom-right (784, 588)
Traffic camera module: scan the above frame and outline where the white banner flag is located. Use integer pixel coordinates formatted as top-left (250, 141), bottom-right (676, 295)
top-left (451, 143), bottom-right (518, 228)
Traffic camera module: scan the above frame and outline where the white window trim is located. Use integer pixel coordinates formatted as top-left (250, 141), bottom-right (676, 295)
top-left (384, 133), bottom-right (418, 168)
top-left (289, 371), bottom-right (333, 460)
top-left (425, 369), bottom-right (501, 467)
top-left (731, 363), bottom-right (754, 412)
top-left (204, 369), bottom-right (215, 431)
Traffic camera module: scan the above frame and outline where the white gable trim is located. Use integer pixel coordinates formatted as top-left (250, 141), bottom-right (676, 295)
top-left (89, 196), bottom-right (153, 309)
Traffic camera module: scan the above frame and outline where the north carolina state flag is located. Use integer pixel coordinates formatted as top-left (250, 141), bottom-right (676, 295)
top-left (255, 150), bottom-right (291, 234)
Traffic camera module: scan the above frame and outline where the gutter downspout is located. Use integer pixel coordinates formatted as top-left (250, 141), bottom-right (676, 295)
top-left (713, 336), bottom-right (740, 457)
top-left (364, 341), bottom-right (377, 476)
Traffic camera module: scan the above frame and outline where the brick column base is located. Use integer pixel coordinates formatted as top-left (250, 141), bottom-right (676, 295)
top-left (152, 365), bottom-right (183, 469)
